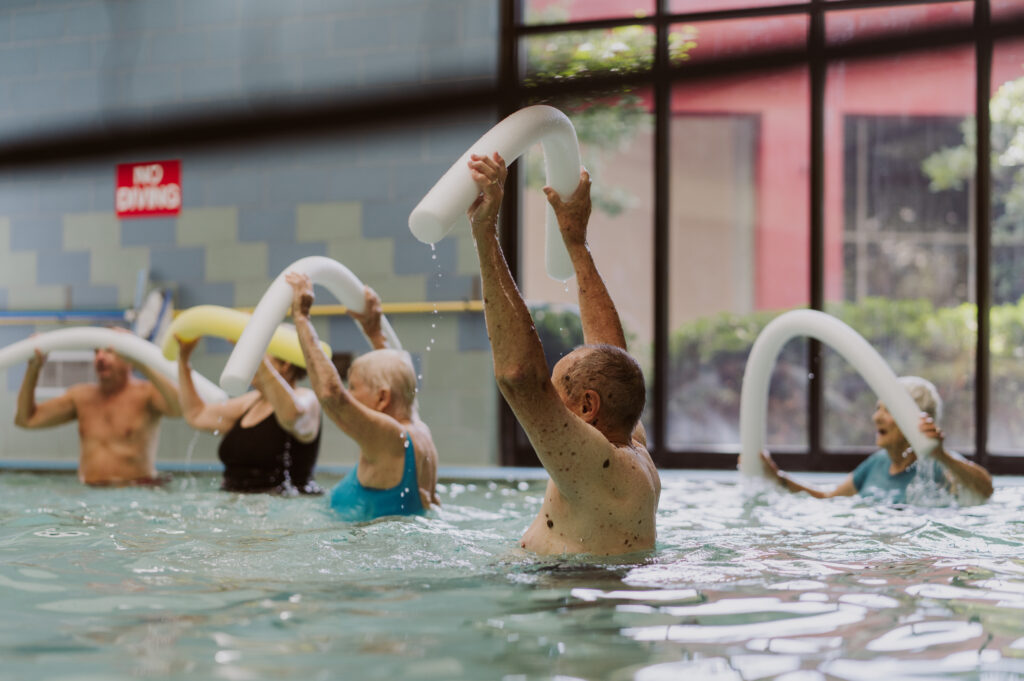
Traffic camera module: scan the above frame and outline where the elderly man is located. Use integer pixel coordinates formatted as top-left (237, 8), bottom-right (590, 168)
top-left (467, 152), bottom-right (660, 556)
top-left (14, 344), bottom-right (182, 485)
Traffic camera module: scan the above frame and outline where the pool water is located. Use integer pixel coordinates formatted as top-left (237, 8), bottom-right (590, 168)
top-left (2, 471), bottom-right (1024, 680)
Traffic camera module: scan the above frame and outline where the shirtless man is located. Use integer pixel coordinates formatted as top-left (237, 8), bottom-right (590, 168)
top-left (286, 276), bottom-right (441, 519)
top-left (14, 344), bottom-right (182, 485)
top-left (467, 152), bottom-right (660, 556)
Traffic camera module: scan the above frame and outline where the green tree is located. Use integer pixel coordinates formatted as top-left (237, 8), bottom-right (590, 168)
top-left (922, 71), bottom-right (1024, 302)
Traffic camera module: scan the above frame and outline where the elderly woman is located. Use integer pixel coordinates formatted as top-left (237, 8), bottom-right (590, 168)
top-left (762, 376), bottom-right (993, 502)
top-left (177, 338), bottom-right (322, 495)
top-left (285, 273), bottom-right (440, 521)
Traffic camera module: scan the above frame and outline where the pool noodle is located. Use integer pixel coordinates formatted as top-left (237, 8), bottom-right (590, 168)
top-left (160, 305), bottom-right (331, 369)
top-left (0, 327), bottom-right (227, 404)
top-left (738, 310), bottom-right (939, 478)
top-left (220, 256), bottom-right (401, 396)
top-left (408, 105), bottom-right (582, 282)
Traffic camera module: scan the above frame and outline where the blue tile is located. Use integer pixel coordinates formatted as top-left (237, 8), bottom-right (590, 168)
top-left (13, 8), bottom-right (66, 40)
top-left (71, 284), bottom-right (119, 308)
top-left (333, 15), bottom-right (391, 52)
top-left (362, 199), bottom-right (417, 240)
top-left (425, 273), bottom-right (475, 302)
top-left (327, 315), bottom-right (366, 352)
top-left (265, 166), bottom-right (330, 205)
top-left (150, 247), bottom-right (205, 283)
top-left (120, 217), bottom-right (178, 246)
top-left (0, 181), bottom-right (40, 215)
top-left (325, 164), bottom-right (391, 202)
top-left (148, 30), bottom-right (205, 66)
top-left (48, 177), bottom-right (98, 213)
top-left (115, 2), bottom-right (179, 32)
top-left (61, 75), bottom-right (102, 113)
top-left (10, 215), bottom-right (61, 251)
top-left (356, 128), bottom-right (423, 166)
top-left (426, 45), bottom-right (495, 81)
top-left (457, 312), bottom-right (489, 352)
top-left (391, 163), bottom-right (449, 203)
top-left (462, 2), bottom-right (498, 36)
top-left (280, 19), bottom-right (328, 55)
top-left (0, 46), bottom-right (35, 78)
top-left (198, 163), bottom-right (258, 207)
top-left (204, 26), bottom-right (245, 62)
top-left (203, 336), bottom-right (233, 355)
top-left (0, 10), bottom-right (10, 42)
top-left (183, 64), bottom-right (241, 102)
top-left (267, 243), bottom-right (326, 279)
top-left (238, 206), bottom-right (294, 243)
top-left (394, 234), bottom-right (454, 275)
top-left (0, 324), bottom-right (32, 349)
top-left (10, 78), bottom-right (66, 112)
top-left (176, 282), bottom-right (234, 308)
top-left (182, 0), bottom-right (238, 27)
top-left (391, 8), bottom-right (459, 48)
top-left (62, 3), bottom-right (110, 38)
top-left (360, 48), bottom-right (422, 84)
top-left (37, 251), bottom-right (91, 285)
top-left (37, 40), bottom-right (94, 74)
top-left (240, 0), bottom-right (297, 22)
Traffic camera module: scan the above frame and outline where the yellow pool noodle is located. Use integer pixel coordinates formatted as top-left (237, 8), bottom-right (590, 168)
top-left (161, 305), bottom-right (331, 369)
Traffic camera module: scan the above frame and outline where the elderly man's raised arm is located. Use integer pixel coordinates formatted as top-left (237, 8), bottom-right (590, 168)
top-left (467, 153), bottom-right (550, 397)
top-left (545, 171), bottom-right (627, 350)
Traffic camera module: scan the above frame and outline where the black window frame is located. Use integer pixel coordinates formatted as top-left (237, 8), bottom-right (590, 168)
top-left (499, 0), bottom-right (1024, 473)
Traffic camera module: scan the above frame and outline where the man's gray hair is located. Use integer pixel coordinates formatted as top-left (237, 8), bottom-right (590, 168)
top-left (898, 375), bottom-right (943, 423)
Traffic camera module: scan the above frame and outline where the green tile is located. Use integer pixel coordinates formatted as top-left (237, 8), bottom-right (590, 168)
top-left (8, 285), bottom-right (66, 309)
top-left (297, 202), bottom-right (362, 243)
top-left (205, 242), bottom-right (268, 283)
top-left (178, 207), bottom-right (238, 246)
top-left (63, 213), bottom-right (119, 252)
top-left (90, 246), bottom-right (149, 286)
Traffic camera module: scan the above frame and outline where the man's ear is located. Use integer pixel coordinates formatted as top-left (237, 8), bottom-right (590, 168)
top-left (579, 389), bottom-right (601, 424)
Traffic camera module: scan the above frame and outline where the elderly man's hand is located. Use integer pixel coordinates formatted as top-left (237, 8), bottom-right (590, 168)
top-left (28, 347), bottom-right (47, 370)
top-left (544, 167), bottom-right (592, 249)
top-left (467, 152), bottom-right (507, 233)
top-left (175, 335), bottom-right (200, 362)
top-left (285, 272), bottom-right (315, 319)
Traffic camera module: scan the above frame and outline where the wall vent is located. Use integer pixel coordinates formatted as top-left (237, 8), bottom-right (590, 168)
top-left (35, 351), bottom-right (95, 399)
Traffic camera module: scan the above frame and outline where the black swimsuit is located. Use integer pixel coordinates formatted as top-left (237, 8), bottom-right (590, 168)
top-left (217, 401), bottom-right (323, 495)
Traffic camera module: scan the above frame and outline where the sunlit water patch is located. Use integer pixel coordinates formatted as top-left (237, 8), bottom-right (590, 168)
top-left (2, 471), bottom-right (1024, 680)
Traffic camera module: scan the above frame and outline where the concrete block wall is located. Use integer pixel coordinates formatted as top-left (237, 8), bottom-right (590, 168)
top-left (0, 0), bottom-right (502, 469)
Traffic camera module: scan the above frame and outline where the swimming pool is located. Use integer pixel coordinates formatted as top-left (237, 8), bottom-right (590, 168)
top-left (2, 471), bottom-right (1024, 680)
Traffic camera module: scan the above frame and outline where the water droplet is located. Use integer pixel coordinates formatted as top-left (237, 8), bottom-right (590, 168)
top-left (417, 374), bottom-right (423, 380)
top-left (430, 338), bottom-right (435, 344)
top-left (431, 323), bottom-right (436, 329)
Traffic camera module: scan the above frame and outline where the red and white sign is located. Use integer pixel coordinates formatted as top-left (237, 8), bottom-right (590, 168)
top-left (115, 160), bottom-right (182, 218)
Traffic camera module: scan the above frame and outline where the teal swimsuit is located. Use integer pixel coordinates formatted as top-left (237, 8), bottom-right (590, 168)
top-left (851, 449), bottom-right (948, 503)
top-left (329, 435), bottom-right (424, 521)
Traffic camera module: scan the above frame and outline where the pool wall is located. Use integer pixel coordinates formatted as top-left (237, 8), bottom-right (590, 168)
top-left (0, 0), bottom-right (502, 467)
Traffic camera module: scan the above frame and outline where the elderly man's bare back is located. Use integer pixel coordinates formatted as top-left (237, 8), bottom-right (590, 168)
top-left (521, 438), bottom-right (659, 555)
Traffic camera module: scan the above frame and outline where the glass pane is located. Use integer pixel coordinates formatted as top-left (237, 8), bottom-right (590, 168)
top-left (824, 47), bottom-right (976, 454)
top-left (669, 16), bottom-right (807, 66)
top-left (522, 26), bottom-right (655, 81)
top-left (989, 38), bottom-right (1024, 454)
top-left (523, 0), bottom-right (654, 26)
top-left (520, 89), bottom-right (655, 438)
top-left (826, 3), bottom-right (973, 46)
top-left (992, 0), bottom-right (1024, 21)
top-left (672, 0), bottom-right (806, 12)
top-left (668, 69), bottom-right (810, 451)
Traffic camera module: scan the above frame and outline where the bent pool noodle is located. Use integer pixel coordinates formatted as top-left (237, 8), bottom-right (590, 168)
top-left (0, 327), bottom-right (227, 403)
top-left (220, 256), bottom-right (401, 396)
top-left (738, 310), bottom-right (939, 478)
top-left (408, 105), bottom-right (581, 281)
top-left (160, 305), bottom-right (331, 369)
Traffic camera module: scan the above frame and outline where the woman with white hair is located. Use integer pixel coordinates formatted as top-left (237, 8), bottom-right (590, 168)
top-left (761, 376), bottom-right (993, 502)
top-left (285, 272), bottom-right (440, 521)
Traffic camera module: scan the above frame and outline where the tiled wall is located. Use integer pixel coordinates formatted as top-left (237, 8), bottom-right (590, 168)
top-left (0, 0), bottom-right (502, 468)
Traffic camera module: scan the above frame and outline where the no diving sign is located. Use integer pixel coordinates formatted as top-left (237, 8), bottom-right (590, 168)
top-left (115, 160), bottom-right (182, 218)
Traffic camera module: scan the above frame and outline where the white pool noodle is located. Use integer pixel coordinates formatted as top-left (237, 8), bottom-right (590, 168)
top-left (0, 327), bottom-right (227, 403)
top-left (408, 105), bottom-right (582, 282)
top-left (220, 256), bottom-right (401, 396)
top-left (738, 310), bottom-right (939, 478)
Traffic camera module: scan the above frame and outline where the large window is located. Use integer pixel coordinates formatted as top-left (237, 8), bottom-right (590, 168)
top-left (504, 0), bottom-right (1024, 471)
